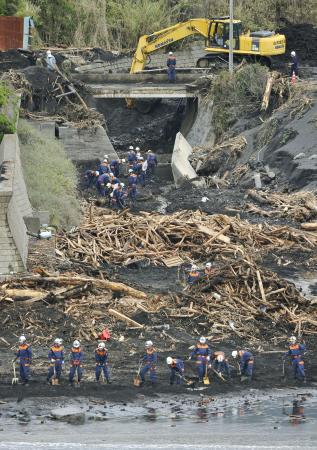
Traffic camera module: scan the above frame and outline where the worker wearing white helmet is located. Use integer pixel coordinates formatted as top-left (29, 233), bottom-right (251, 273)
top-left (46, 49), bottom-right (57, 71)
top-left (166, 356), bottom-right (185, 385)
top-left (167, 50), bottom-right (176, 82)
top-left (187, 264), bottom-right (201, 286)
top-left (212, 351), bottom-right (230, 378)
top-left (95, 342), bottom-right (111, 384)
top-left (16, 336), bottom-right (32, 385)
top-left (69, 340), bottom-right (83, 386)
top-left (128, 146), bottom-right (137, 168)
top-left (146, 149), bottom-right (158, 176)
top-left (290, 50), bottom-right (299, 77)
top-left (47, 338), bottom-right (64, 384)
top-left (231, 349), bottom-right (254, 382)
top-left (139, 340), bottom-right (157, 385)
top-left (189, 337), bottom-right (211, 382)
top-left (284, 336), bottom-right (306, 381)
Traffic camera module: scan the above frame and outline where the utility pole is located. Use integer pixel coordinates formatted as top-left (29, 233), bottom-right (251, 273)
top-left (229, 0), bottom-right (234, 74)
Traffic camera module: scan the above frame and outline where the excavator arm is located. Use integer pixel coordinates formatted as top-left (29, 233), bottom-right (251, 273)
top-left (130, 19), bottom-right (211, 73)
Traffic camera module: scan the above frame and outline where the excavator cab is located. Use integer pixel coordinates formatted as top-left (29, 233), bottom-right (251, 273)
top-left (209, 20), bottom-right (242, 50)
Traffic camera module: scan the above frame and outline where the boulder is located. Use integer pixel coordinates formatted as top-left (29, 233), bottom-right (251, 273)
top-left (51, 406), bottom-right (85, 425)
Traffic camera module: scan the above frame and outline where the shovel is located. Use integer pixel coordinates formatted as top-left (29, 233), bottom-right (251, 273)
top-left (11, 362), bottom-right (18, 385)
top-left (281, 358), bottom-right (286, 381)
top-left (51, 364), bottom-right (59, 386)
top-left (133, 362), bottom-right (142, 386)
top-left (203, 365), bottom-right (210, 385)
top-left (210, 366), bottom-right (227, 383)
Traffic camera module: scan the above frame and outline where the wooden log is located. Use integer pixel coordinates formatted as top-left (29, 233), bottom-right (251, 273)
top-left (0, 289), bottom-right (45, 299)
top-left (196, 224), bottom-right (231, 244)
top-left (108, 308), bottom-right (143, 328)
top-left (261, 74), bottom-right (275, 111)
top-left (300, 222), bottom-right (317, 231)
top-left (256, 270), bottom-right (267, 305)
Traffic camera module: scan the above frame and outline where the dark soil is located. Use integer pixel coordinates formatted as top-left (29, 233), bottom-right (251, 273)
top-left (278, 21), bottom-right (317, 65)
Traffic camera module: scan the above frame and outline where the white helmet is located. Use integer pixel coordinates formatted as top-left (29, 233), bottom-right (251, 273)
top-left (121, 158), bottom-right (126, 163)
top-left (103, 159), bottom-right (108, 163)
top-left (289, 336), bottom-right (297, 344)
top-left (128, 169), bottom-right (133, 173)
top-left (135, 147), bottom-right (140, 151)
top-left (169, 51), bottom-right (173, 55)
top-left (145, 340), bottom-right (153, 348)
top-left (216, 354), bottom-right (224, 362)
top-left (147, 150), bottom-right (152, 153)
top-left (46, 50), bottom-right (52, 56)
top-left (140, 157), bottom-right (144, 161)
top-left (106, 183), bottom-right (112, 188)
top-left (121, 183), bottom-right (125, 188)
top-left (109, 172), bottom-right (114, 177)
top-left (95, 171), bottom-right (99, 176)
top-left (104, 154), bottom-right (109, 159)
top-left (19, 335), bottom-right (26, 344)
top-left (73, 340), bottom-right (80, 348)
top-left (191, 264), bottom-right (198, 271)
top-left (98, 342), bottom-right (106, 349)
top-left (166, 357), bottom-right (173, 365)
top-left (206, 262), bottom-right (212, 268)
top-left (54, 338), bottom-right (62, 345)
top-left (129, 146), bottom-right (134, 150)
top-left (199, 337), bottom-right (206, 344)
top-left (291, 51), bottom-right (296, 57)
top-left (231, 350), bottom-right (238, 358)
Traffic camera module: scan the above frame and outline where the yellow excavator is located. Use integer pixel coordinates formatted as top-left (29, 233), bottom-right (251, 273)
top-left (130, 17), bottom-right (286, 73)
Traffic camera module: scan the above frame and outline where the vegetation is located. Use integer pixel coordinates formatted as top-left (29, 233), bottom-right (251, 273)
top-left (18, 120), bottom-right (80, 229)
top-left (0, 82), bottom-right (16, 142)
top-left (211, 64), bottom-right (269, 138)
top-left (1, 0), bottom-right (316, 49)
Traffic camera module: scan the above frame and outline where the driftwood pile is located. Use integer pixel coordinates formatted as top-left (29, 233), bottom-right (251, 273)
top-left (57, 206), bottom-right (317, 268)
top-left (246, 189), bottom-right (317, 222)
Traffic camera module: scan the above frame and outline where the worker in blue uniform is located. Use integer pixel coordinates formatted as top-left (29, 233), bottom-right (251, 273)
top-left (95, 342), bottom-right (111, 384)
top-left (47, 338), bottom-right (64, 384)
top-left (290, 51), bottom-right (299, 77)
top-left (212, 351), bottom-right (230, 378)
top-left (15, 335), bottom-right (32, 385)
top-left (140, 340), bottom-right (157, 385)
top-left (127, 169), bottom-right (138, 208)
top-left (127, 147), bottom-right (137, 168)
top-left (84, 170), bottom-right (99, 188)
top-left (146, 150), bottom-right (158, 175)
top-left (97, 173), bottom-right (110, 196)
top-left (190, 337), bottom-right (211, 382)
top-left (111, 183), bottom-right (126, 209)
top-left (110, 159), bottom-right (122, 178)
top-left (232, 349), bottom-right (254, 382)
top-left (98, 160), bottom-right (110, 175)
top-left (69, 340), bottom-right (83, 386)
top-left (167, 51), bottom-right (176, 82)
top-left (166, 356), bottom-right (185, 385)
top-left (187, 264), bottom-right (201, 286)
top-left (284, 336), bottom-right (306, 381)
top-left (109, 173), bottom-right (120, 186)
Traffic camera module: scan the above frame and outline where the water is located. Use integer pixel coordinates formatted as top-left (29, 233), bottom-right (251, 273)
top-left (1, 389), bottom-right (317, 449)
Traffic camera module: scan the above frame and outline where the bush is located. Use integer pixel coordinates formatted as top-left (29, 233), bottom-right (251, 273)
top-left (211, 64), bottom-right (269, 139)
top-left (18, 120), bottom-right (80, 229)
top-left (0, 83), bottom-right (16, 142)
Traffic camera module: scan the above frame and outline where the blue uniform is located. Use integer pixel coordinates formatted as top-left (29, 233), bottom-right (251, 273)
top-left (110, 177), bottom-right (120, 186)
top-left (95, 348), bottom-right (110, 382)
top-left (133, 162), bottom-right (142, 175)
top-left (47, 344), bottom-right (64, 382)
top-left (69, 347), bottom-right (83, 384)
top-left (167, 55), bottom-right (176, 82)
top-left (140, 347), bottom-right (157, 383)
top-left (212, 351), bottom-right (230, 377)
top-left (84, 170), bottom-right (97, 188)
top-left (128, 174), bottom-right (138, 208)
top-left (291, 55), bottom-right (299, 76)
top-left (112, 188), bottom-right (125, 209)
top-left (98, 163), bottom-right (110, 175)
top-left (110, 160), bottom-right (120, 178)
top-left (187, 270), bottom-right (200, 286)
top-left (190, 343), bottom-right (211, 381)
top-left (16, 343), bottom-right (32, 383)
top-left (239, 351), bottom-right (254, 380)
top-left (97, 173), bottom-right (110, 196)
top-left (285, 343), bottom-right (305, 380)
top-left (128, 152), bottom-right (137, 167)
top-left (147, 153), bottom-right (157, 175)
top-left (169, 358), bottom-right (184, 385)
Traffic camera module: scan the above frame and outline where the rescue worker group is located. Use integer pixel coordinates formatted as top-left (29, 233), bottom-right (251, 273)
top-left (84, 146), bottom-right (157, 208)
top-left (14, 334), bottom-right (306, 386)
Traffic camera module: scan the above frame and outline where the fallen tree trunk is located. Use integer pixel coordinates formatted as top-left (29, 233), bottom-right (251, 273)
top-left (108, 308), bottom-right (144, 328)
top-left (10, 275), bottom-right (147, 299)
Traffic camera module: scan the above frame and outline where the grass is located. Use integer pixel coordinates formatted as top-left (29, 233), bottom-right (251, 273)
top-left (18, 120), bottom-right (80, 229)
top-left (0, 82), bottom-right (16, 142)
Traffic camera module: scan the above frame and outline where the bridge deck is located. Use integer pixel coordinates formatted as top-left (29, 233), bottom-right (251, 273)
top-left (88, 83), bottom-right (198, 99)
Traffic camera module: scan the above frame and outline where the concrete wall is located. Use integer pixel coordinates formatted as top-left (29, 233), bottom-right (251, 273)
top-left (0, 134), bottom-right (33, 274)
top-left (171, 132), bottom-right (205, 189)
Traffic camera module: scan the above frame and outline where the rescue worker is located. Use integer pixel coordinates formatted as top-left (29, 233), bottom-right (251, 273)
top-left (187, 264), bottom-right (201, 286)
top-left (95, 342), bottom-right (111, 384)
top-left (47, 338), bottom-right (64, 384)
top-left (290, 51), bottom-right (299, 77)
top-left (204, 262), bottom-right (217, 278)
top-left (133, 158), bottom-right (143, 177)
top-left (167, 51), bottom-right (176, 83)
top-left (110, 159), bottom-right (123, 178)
top-left (109, 173), bottom-right (120, 186)
top-left (212, 351), bottom-right (230, 378)
top-left (140, 157), bottom-right (147, 187)
top-left (127, 147), bottom-right (137, 168)
top-left (98, 159), bottom-right (110, 175)
top-left (140, 340), bottom-right (157, 385)
top-left (232, 349), bottom-right (254, 382)
top-left (84, 170), bottom-right (99, 188)
top-left (112, 183), bottom-right (126, 209)
top-left (166, 356), bottom-right (184, 385)
top-left (284, 336), bottom-right (306, 381)
top-left (97, 172), bottom-right (110, 196)
top-left (190, 337), bottom-right (211, 382)
top-left (146, 150), bottom-right (158, 176)
top-left (135, 147), bottom-right (141, 160)
top-left (69, 340), bottom-right (83, 386)
top-left (15, 335), bottom-right (32, 385)
top-left (46, 50), bottom-right (57, 71)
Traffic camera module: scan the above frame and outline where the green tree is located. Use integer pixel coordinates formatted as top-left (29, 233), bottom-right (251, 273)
top-left (0, 0), bottom-right (21, 15)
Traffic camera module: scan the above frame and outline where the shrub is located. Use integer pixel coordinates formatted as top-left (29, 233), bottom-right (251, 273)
top-left (18, 120), bottom-right (80, 229)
